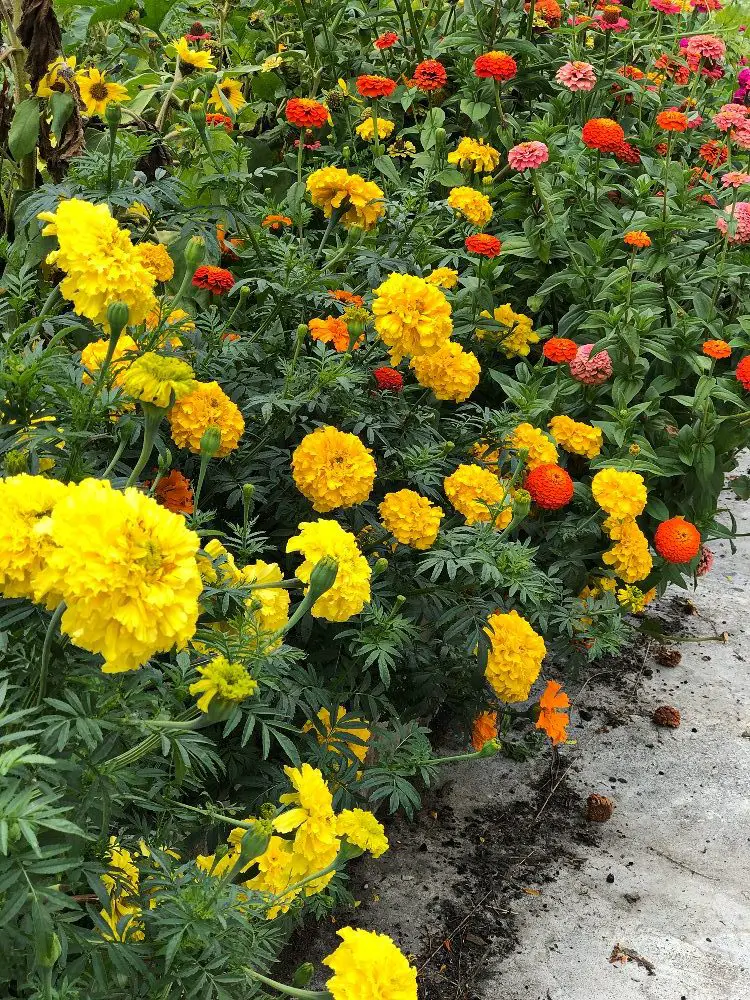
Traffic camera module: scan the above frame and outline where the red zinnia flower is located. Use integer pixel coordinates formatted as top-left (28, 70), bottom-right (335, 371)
top-left (654, 516), bottom-right (701, 563)
top-left (373, 367), bottom-right (404, 391)
top-left (699, 139), bottom-right (728, 166)
top-left (206, 113), bottom-right (233, 132)
top-left (524, 464), bottom-right (574, 510)
top-left (613, 139), bottom-right (641, 164)
top-left (736, 355), bottom-right (750, 389)
top-left (356, 74), bottom-right (397, 98)
top-left (192, 265), bottom-right (235, 294)
top-left (581, 117), bottom-right (625, 152)
top-left (374, 32), bottom-right (399, 49)
top-left (285, 97), bottom-right (328, 129)
top-left (465, 233), bottom-right (501, 257)
top-left (655, 108), bottom-right (688, 132)
top-left (473, 51), bottom-right (518, 82)
top-left (543, 337), bottom-right (578, 363)
top-left (412, 60), bottom-right (447, 91)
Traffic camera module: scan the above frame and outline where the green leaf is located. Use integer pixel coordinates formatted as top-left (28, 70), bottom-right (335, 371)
top-left (252, 71), bottom-right (283, 102)
top-left (141, 0), bottom-right (180, 30)
top-left (373, 154), bottom-right (401, 185)
top-left (89, 0), bottom-right (133, 26)
top-left (49, 92), bottom-right (74, 141)
top-left (434, 167), bottom-right (465, 187)
top-left (459, 99), bottom-right (491, 123)
top-left (8, 99), bottom-right (40, 161)
top-left (729, 474), bottom-right (750, 501)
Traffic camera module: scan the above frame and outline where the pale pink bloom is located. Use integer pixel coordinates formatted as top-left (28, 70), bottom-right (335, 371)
top-left (507, 141), bottom-right (549, 171)
top-left (650, 0), bottom-right (682, 11)
top-left (569, 344), bottom-right (613, 385)
top-left (555, 60), bottom-right (597, 92)
top-left (716, 202), bottom-right (750, 244)
top-left (732, 122), bottom-right (750, 150)
top-left (721, 171), bottom-right (750, 188)
top-left (696, 545), bottom-right (714, 577)
top-left (686, 34), bottom-right (726, 61)
top-left (712, 103), bottom-right (750, 131)
top-left (593, 10), bottom-right (629, 31)
top-left (687, 114), bottom-right (703, 129)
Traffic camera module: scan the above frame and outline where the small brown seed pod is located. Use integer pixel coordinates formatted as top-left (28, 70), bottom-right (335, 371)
top-left (587, 794), bottom-right (615, 822)
top-left (652, 705), bottom-right (681, 728)
top-left (654, 646), bottom-right (682, 668)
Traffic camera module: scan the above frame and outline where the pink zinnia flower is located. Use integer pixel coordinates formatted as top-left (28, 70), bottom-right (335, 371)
top-left (696, 545), bottom-right (714, 577)
top-left (569, 344), bottom-right (613, 385)
top-left (716, 202), bottom-right (750, 244)
top-left (738, 67), bottom-right (750, 87)
top-left (593, 10), bottom-right (629, 31)
top-left (732, 123), bottom-right (750, 150)
top-left (721, 171), bottom-right (750, 188)
top-left (687, 114), bottom-right (704, 129)
top-left (507, 141), bottom-right (549, 171)
top-left (650, 0), bottom-right (682, 12)
top-left (712, 103), bottom-right (750, 131)
top-left (555, 61), bottom-right (597, 92)
top-left (686, 34), bottom-right (726, 61)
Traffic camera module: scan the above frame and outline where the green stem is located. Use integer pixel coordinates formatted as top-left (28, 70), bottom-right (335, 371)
top-left (125, 405), bottom-right (165, 488)
top-left (193, 449), bottom-right (211, 511)
top-left (36, 602), bottom-right (65, 706)
top-left (102, 436), bottom-right (128, 479)
top-left (525, 0), bottom-right (536, 38)
top-left (661, 131), bottom-right (673, 225)
top-left (106, 122), bottom-right (118, 194)
top-left (244, 968), bottom-right (326, 1000)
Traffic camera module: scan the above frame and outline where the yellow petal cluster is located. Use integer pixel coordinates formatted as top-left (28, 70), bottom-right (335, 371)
top-left (168, 381), bottom-right (245, 457)
top-left (448, 136), bottom-right (501, 173)
top-left (0, 474), bottom-right (69, 600)
top-left (241, 559), bottom-right (291, 634)
top-left (201, 538), bottom-right (242, 585)
top-left (507, 422), bottom-right (558, 470)
top-left (133, 242), bottom-right (175, 282)
top-left (100, 838), bottom-right (144, 942)
top-left (601, 518), bottom-right (653, 583)
top-left (322, 927), bottom-right (418, 1000)
top-left (372, 273), bottom-right (453, 364)
top-left (32, 479), bottom-right (202, 673)
top-left (80, 334), bottom-right (138, 386)
top-left (120, 353), bottom-right (197, 408)
top-left (336, 809), bottom-right (389, 858)
top-left (355, 117), bottom-right (395, 141)
top-left (211, 77), bottom-right (245, 111)
top-left (477, 304), bottom-right (539, 358)
top-left (483, 609), bottom-right (546, 702)
top-left (379, 489), bottom-right (444, 549)
top-left (287, 519), bottom-right (371, 621)
top-left (444, 464), bottom-right (512, 527)
top-left (447, 186), bottom-right (493, 227)
top-left (190, 655), bottom-right (258, 712)
top-left (548, 414), bottom-right (602, 459)
top-left (38, 199), bottom-right (157, 329)
top-left (303, 706), bottom-right (371, 762)
top-left (591, 468), bottom-right (647, 520)
top-left (292, 426), bottom-right (376, 512)
top-left (306, 166), bottom-right (385, 230)
top-left (76, 68), bottom-right (129, 117)
top-left (617, 584), bottom-right (656, 613)
top-left (172, 36), bottom-right (215, 69)
top-left (410, 341), bottom-right (480, 402)
top-left (37, 56), bottom-right (76, 98)
top-left (425, 267), bottom-right (458, 289)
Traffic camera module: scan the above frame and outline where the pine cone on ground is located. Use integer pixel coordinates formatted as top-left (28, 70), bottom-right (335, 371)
top-left (586, 794), bottom-right (615, 822)
top-left (652, 705), bottom-right (681, 728)
top-left (654, 645), bottom-right (682, 668)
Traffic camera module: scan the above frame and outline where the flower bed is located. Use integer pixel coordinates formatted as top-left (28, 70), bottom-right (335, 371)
top-left (0, 0), bottom-right (748, 996)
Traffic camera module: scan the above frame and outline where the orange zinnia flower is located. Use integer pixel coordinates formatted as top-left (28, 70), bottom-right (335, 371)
top-left (153, 469), bottom-right (194, 514)
top-left (736, 355), bottom-right (750, 389)
top-left (702, 339), bottom-right (731, 359)
top-left (285, 97), bottom-right (328, 128)
top-left (206, 113), bottom-right (233, 132)
top-left (654, 516), bottom-right (701, 563)
top-left (524, 464), bottom-right (574, 510)
top-left (192, 265), bottom-right (234, 294)
top-left (623, 230), bottom-right (651, 248)
top-left (655, 109), bottom-right (688, 132)
top-left (356, 74), bottom-right (397, 98)
top-left (472, 710), bottom-right (498, 751)
top-left (473, 51), bottom-right (517, 82)
top-left (536, 680), bottom-right (569, 746)
top-left (330, 289), bottom-right (364, 306)
top-left (543, 337), bottom-right (578, 363)
top-left (412, 59), bottom-right (447, 91)
top-left (581, 117), bottom-right (625, 152)
top-left (465, 233), bottom-right (501, 257)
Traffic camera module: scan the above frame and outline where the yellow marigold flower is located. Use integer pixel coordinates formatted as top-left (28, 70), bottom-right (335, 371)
top-left (0, 474), bottom-right (68, 600)
top-left (38, 199), bottom-right (157, 329)
top-left (306, 166), bottom-right (385, 230)
top-left (203, 538), bottom-right (242, 585)
top-left (133, 243), bottom-right (174, 282)
top-left (447, 185), bottom-right (493, 227)
top-left (410, 341), bottom-right (480, 402)
top-left (471, 440), bottom-right (502, 474)
top-left (322, 927), bottom-right (418, 1000)
top-left (37, 55), bottom-right (76, 97)
top-left (425, 267), bottom-right (458, 289)
top-left (548, 414), bottom-right (602, 459)
top-left (196, 851), bottom-right (240, 878)
top-left (476, 304), bottom-right (539, 358)
top-left (75, 67), bottom-right (129, 116)
top-left (172, 36), bottom-right (215, 69)
top-left (80, 334), bottom-right (138, 386)
top-left (210, 77), bottom-right (245, 111)
top-left (168, 381), bottom-right (245, 457)
top-left (32, 479), bottom-right (202, 673)
top-left (261, 53), bottom-right (284, 71)
top-left (591, 468), bottom-right (647, 520)
top-left (616, 584), bottom-right (656, 613)
top-left (447, 136), bottom-right (501, 173)
top-left (242, 559), bottom-right (290, 635)
top-left (444, 464), bottom-right (512, 527)
top-left (355, 116), bottom-right (395, 141)
top-left (602, 518), bottom-right (652, 583)
top-left (287, 519), bottom-right (371, 622)
top-left (292, 426), bottom-right (376, 512)
top-left (243, 836), bottom-right (302, 918)
top-left (303, 706), bottom-right (371, 762)
top-left (190, 655), bottom-right (258, 712)
top-left (145, 307), bottom-right (195, 334)
top-left (379, 489), bottom-right (444, 549)
top-left (120, 353), bottom-right (196, 409)
top-left (507, 423), bottom-right (558, 470)
top-left (336, 809), bottom-right (389, 858)
top-left (484, 609), bottom-right (546, 702)
top-left (274, 763), bottom-right (339, 869)
top-left (372, 273), bottom-right (453, 364)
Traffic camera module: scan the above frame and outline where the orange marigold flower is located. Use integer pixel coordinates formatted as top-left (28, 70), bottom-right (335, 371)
top-left (192, 265), bottom-right (234, 294)
top-left (526, 0), bottom-right (562, 26)
top-left (217, 223), bottom-right (243, 260)
top-left (330, 289), bottom-right (364, 306)
top-left (702, 339), bottom-right (731, 359)
top-left (581, 117), bottom-right (625, 152)
top-left (655, 109), bottom-right (688, 132)
top-left (473, 51), bottom-right (517, 82)
top-left (285, 97), bottom-right (328, 128)
top-left (356, 74), bottom-right (397, 98)
top-left (471, 710), bottom-right (498, 751)
top-left (654, 516), bottom-right (701, 563)
top-left (524, 464), bottom-right (574, 510)
top-left (543, 337), bottom-right (578, 363)
top-left (412, 59), bottom-right (447, 91)
top-left (536, 680), bottom-right (570, 745)
top-left (153, 469), bottom-right (194, 514)
top-left (309, 316), bottom-right (356, 352)
top-left (735, 355), bottom-right (750, 390)
top-left (465, 233), bottom-right (501, 257)
top-left (623, 230), bottom-right (651, 248)
top-left (206, 113), bottom-right (233, 131)
top-left (262, 214), bottom-right (293, 232)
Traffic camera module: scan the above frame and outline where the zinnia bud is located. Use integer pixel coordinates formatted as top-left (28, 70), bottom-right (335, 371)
top-left (435, 126), bottom-right (446, 151)
top-left (185, 235), bottom-right (206, 269)
top-left (307, 555), bottom-right (339, 601)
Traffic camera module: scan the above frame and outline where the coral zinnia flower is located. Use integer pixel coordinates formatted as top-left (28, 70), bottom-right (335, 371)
top-left (211, 78), bottom-right (245, 112)
top-left (569, 344), bottom-right (612, 385)
top-left (192, 265), bottom-right (235, 294)
top-left (373, 366), bottom-right (403, 391)
top-left (735, 355), bottom-right (750, 390)
top-left (524, 464), bottom-right (574, 510)
top-left (654, 516), bottom-right (701, 563)
top-left (473, 51), bottom-right (517, 82)
top-left (262, 213), bottom-right (292, 232)
top-left (75, 68), bottom-right (129, 117)
top-left (471, 711), bottom-right (498, 751)
top-left (206, 113), bottom-right (233, 131)
top-left (412, 59), bottom-right (447, 91)
top-left (593, 5), bottom-right (629, 30)
top-left (721, 171), bottom-right (750, 189)
top-left (623, 230), bottom-right (651, 248)
top-left (356, 74), bottom-right (397, 98)
top-left (465, 233), bottom-right (502, 257)
top-left (153, 469), bottom-right (194, 514)
top-left (507, 141), bottom-right (549, 170)
top-left (543, 337), bottom-right (578, 363)
top-left (655, 109), bottom-right (688, 132)
top-left (581, 118), bottom-right (625, 152)
top-left (286, 97), bottom-right (328, 128)
top-left (702, 339), bottom-right (731, 359)
top-left (374, 31), bottom-right (398, 49)
top-left (536, 680), bottom-right (570, 745)
top-left (555, 61), bottom-right (596, 91)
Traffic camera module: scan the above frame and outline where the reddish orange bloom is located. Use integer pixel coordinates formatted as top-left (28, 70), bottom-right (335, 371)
top-left (465, 233), bottom-right (501, 257)
top-left (619, 64), bottom-right (645, 81)
top-left (374, 32), bottom-right (399, 50)
top-left (699, 139), bottom-right (728, 166)
top-left (192, 265), bottom-right (234, 294)
top-left (329, 289), bottom-right (364, 306)
top-left (309, 315), bottom-right (358, 352)
top-left (655, 109), bottom-right (688, 132)
top-left (654, 516), bottom-right (701, 563)
top-left (472, 710), bottom-right (498, 751)
top-left (526, 0), bottom-right (562, 26)
top-left (206, 113), bottom-right (233, 132)
top-left (654, 141), bottom-right (668, 156)
top-left (217, 223), bottom-right (243, 260)
top-left (412, 59), bottom-right (447, 91)
top-left (623, 230), bottom-right (651, 248)
top-left (536, 680), bottom-right (570, 745)
top-left (702, 339), bottom-right (731, 359)
top-left (543, 337), bottom-right (578, 363)
top-left (356, 74), bottom-right (397, 98)
top-left (473, 51), bottom-right (518, 82)
top-left (581, 117), bottom-right (625, 152)
top-left (154, 469), bottom-right (194, 514)
top-left (653, 54), bottom-right (690, 85)
top-left (736, 355), bottom-right (750, 390)
top-left (262, 214), bottom-right (293, 233)
top-left (524, 464), bottom-right (574, 510)
top-left (285, 97), bottom-right (328, 128)
top-left (222, 332), bottom-right (241, 342)
top-left (613, 139), bottom-right (641, 165)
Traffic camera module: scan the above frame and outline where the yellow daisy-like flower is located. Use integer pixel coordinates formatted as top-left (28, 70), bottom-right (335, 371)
top-left (355, 117), bottom-right (395, 141)
top-left (0, 474), bottom-right (69, 600)
top-left (548, 415), bottom-right (602, 459)
top-left (133, 243), bottom-right (174, 282)
top-left (476, 304), bottom-right (539, 358)
top-left (483, 609), bottom-right (546, 703)
top-left (32, 479), bottom-right (202, 673)
top-left (37, 55), bottom-right (77, 97)
top-left (189, 655), bottom-right (258, 712)
top-left (322, 927), bottom-right (418, 1000)
top-left (241, 560), bottom-right (291, 636)
top-left (379, 489), bottom-right (444, 549)
top-left (507, 423), bottom-right (558, 470)
top-left (38, 199), bottom-right (157, 329)
top-left (306, 166), bottom-right (385, 230)
top-left (591, 468), bottom-right (647, 520)
top-left (120, 353), bottom-right (196, 409)
top-left (80, 334), bottom-right (138, 386)
top-left (292, 426), bottom-right (376, 512)
top-left (447, 186), bottom-right (493, 227)
top-left (172, 36), bottom-right (216, 69)
top-left (287, 519), bottom-right (371, 622)
top-left (444, 464), bottom-right (512, 527)
top-left (303, 706), bottom-right (371, 762)
top-left (75, 67), bottom-right (129, 117)
top-left (602, 518), bottom-right (653, 583)
top-left (447, 136), bottom-right (501, 173)
top-left (100, 838), bottom-right (144, 943)
top-left (335, 809), bottom-right (389, 858)
top-left (168, 381), bottom-right (245, 457)
top-left (425, 267), bottom-right (458, 289)
top-left (261, 53), bottom-right (284, 71)
top-left (210, 78), bottom-right (246, 112)
top-left (410, 341), bottom-right (480, 402)
top-left (372, 273), bottom-right (453, 365)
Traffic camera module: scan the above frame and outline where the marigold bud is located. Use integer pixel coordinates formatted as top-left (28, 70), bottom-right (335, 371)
top-left (105, 101), bottom-right (122, 128)
top-left (373, 557), bottom-right (389, 577)
top-left (185, 235), bottom-right (206, 269)
top-left (200, 425), bottom-right (222, 458)
top-left (293, 964), bottom-right (315, 988)
top-left (308, 555), bottom-right (339, 600)
top-left (107, 300), bottom-right (130, 337)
